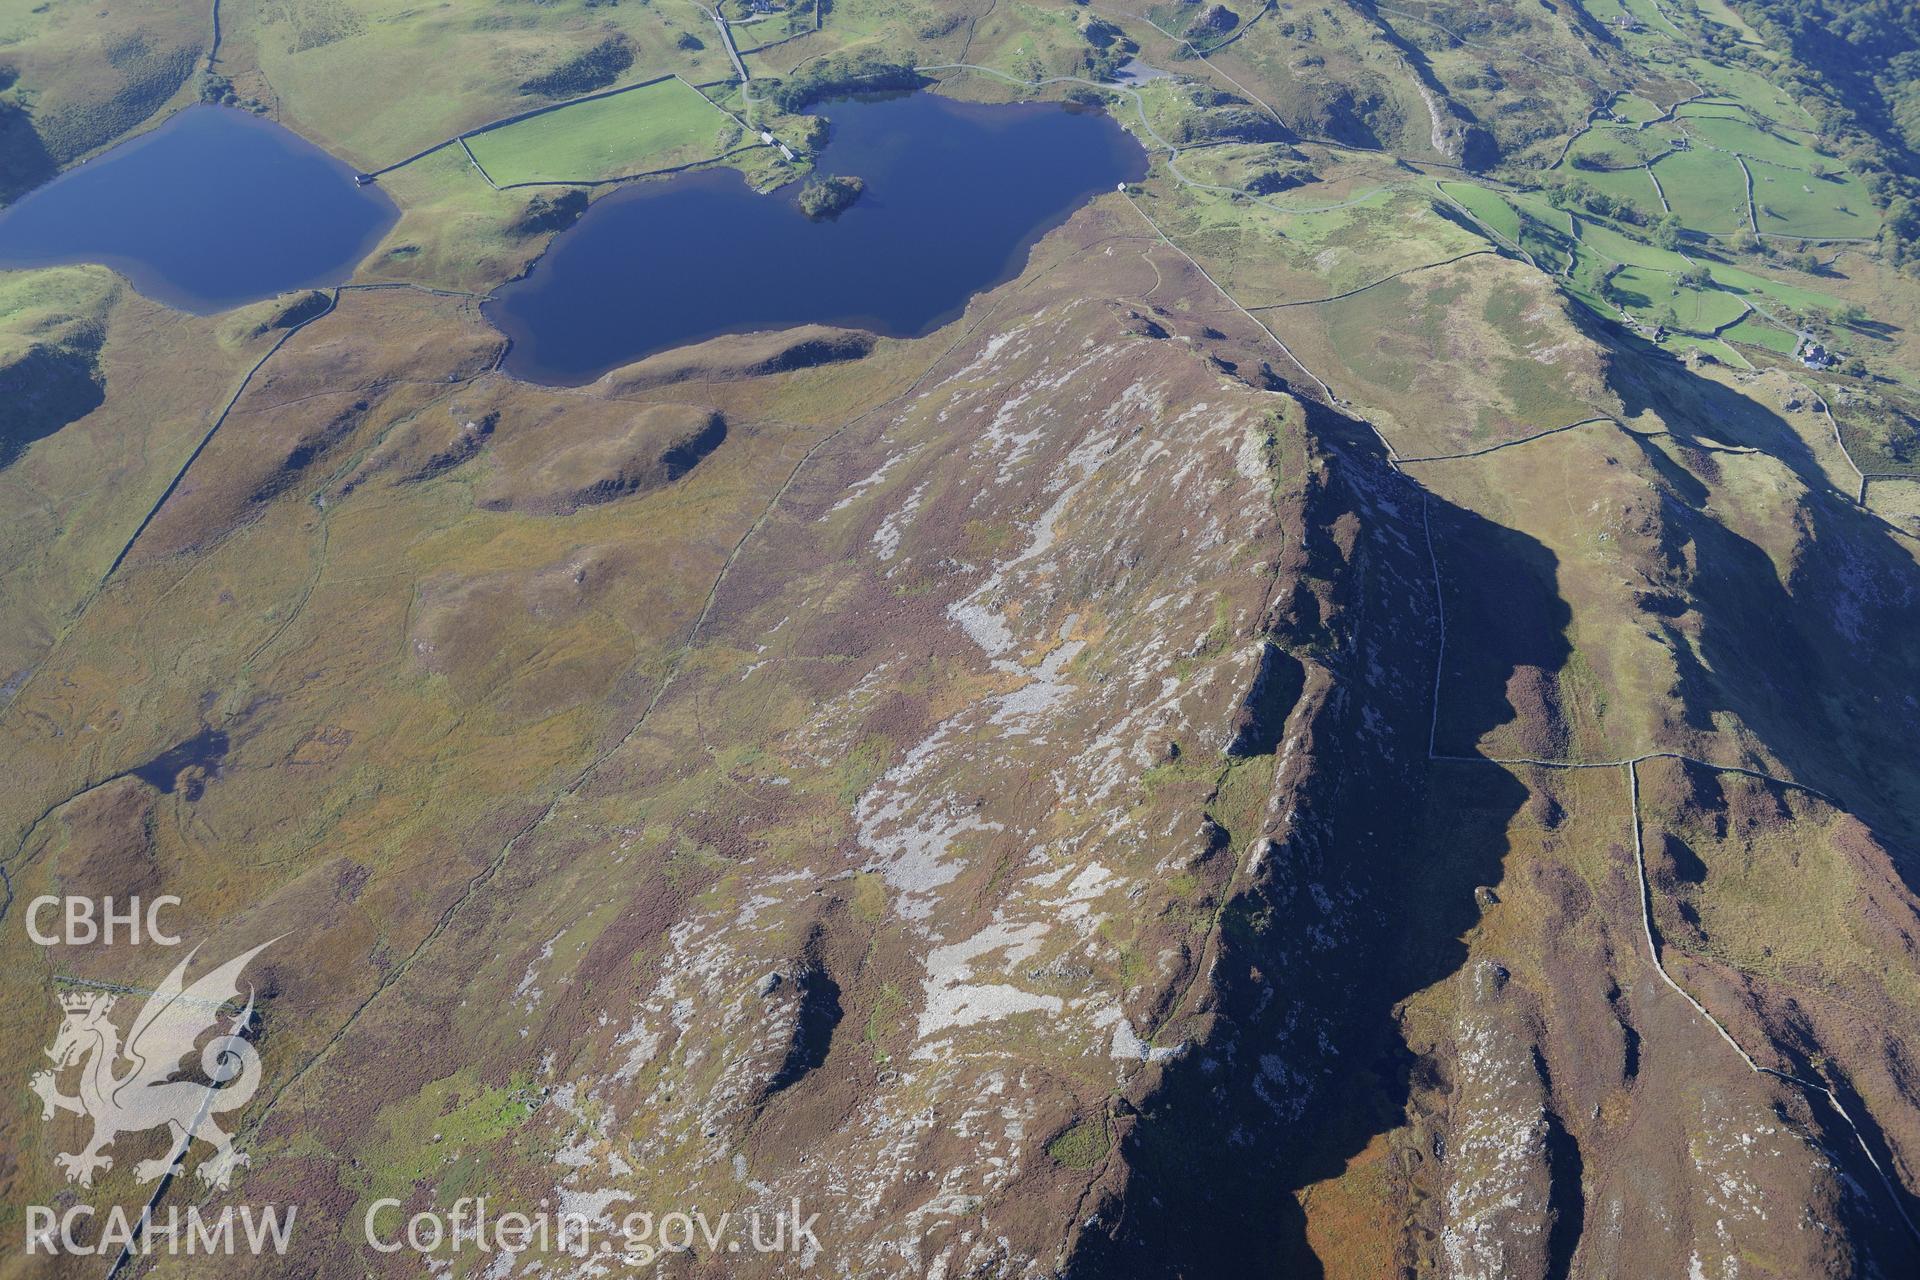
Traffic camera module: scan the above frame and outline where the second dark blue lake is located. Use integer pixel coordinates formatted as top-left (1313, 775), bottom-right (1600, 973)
top-left (0, 105), bottom-right (398, 313)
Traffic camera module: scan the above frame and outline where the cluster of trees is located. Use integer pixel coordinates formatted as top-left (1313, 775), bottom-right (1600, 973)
top-left (519, 37), bottom-right (634, 98)
top-left (761, 55), bottom-right (924, 113)
top-left (1546, 176), bottom-right (1648, 226)
top-left (1881, 196), bottom-right (1920, 268)
top-left (1077, 16), bottom-right (1132, 81)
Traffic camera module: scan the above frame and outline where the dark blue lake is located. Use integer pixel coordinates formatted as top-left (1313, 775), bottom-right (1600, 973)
top-left (487, 92), bottom-right (1148, 384)
top-left (0, 105), bottom-right (397, 313)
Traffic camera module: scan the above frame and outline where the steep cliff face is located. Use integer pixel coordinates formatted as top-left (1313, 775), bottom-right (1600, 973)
top-left (1064, 398), bottom-right (1454, 1275)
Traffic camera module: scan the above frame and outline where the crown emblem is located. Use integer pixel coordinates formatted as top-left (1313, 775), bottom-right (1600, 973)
top-left (58, 991), bottom-right (108, 1014)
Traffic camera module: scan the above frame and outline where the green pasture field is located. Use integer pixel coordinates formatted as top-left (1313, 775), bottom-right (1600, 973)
top-left (464, 78), bottom-right (741, 186)
top-left (1689, 0), bottom-right (1769, 44)
top-left (1439, 180), bottom-right (1590, 278)
top-left (1678, 110), bottom-right (1821, 169)
top-left (229, 0), bottom-right (732, 170)
top-left (788, 0), bottom-right (908, 44)
top-left (352, 146), bottom-right (536, 293)
top-left (1505, 190), bottom-right (1579, 273)
top-left (1748, 159), bottom-right (1880, 239)
top-left (1651, 148), bottom-right (1750, 233)
top-left (1577, 0), bottom-right (1680, 41)
top-left (1625, 0), bottom-right (1685, 36)
top-left (1665, 334), bottom-right (1750, 364)
top-left (1675, 101), bottom-right (1750, 122)
top-left (1563, 125), bottom-right (1668, 171)
top-left (1609, 266), bottom-right (1748, 333)
top-left (1567, 217), bottom-right (1692, 271)
top-left (729, 15), bottom-right (808, 53)
top-left (1579, 163), bottom-right (1664, 217)
top-left (1720, 316), bottom-right (1797, 353)
top-left (1703, 262), bottom-right (1848, 331)
top-left (1562, 264), bottom-right (1613, 318)
top-left (1610, 94), bottom-right (1665, 124)
top-left (1668, 285), bottom-right (1749, 333)
top-left (1679, 57), bottom-right (1818, 129)
top-left (1440, 172), bottom-right (1833, 355)
top-left (1439, 182), bottom-right (1521, 247)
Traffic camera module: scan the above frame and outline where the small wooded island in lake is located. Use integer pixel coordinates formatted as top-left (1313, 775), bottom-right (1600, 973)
top-left (797, 173), bottom-right (865, 218)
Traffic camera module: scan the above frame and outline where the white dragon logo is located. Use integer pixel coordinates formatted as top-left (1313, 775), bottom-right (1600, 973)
top-left (31, 940), bottom-right (273, 1191)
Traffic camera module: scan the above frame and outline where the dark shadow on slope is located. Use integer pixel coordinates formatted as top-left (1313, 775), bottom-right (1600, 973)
top-left (766, 966), bottom-right (843, 1095)
top-left (1066, 401), bottom-right (1571, 1277)
top-left (1542, 1105), bottom-right (1585, 1280)
top-left (1224, 641), bottom-right (1305, 756)
top-left (1428, 493), bottom-right (1575, 758)
top-left (0, 340), bottom-right (105, 468)
top-left (1619, 365), bottom-right (1920, 875)
top-left (1609, 332), bottom-right (1835, 506)
top-left (1764, 1002), bottom-right (1920, 1267)
top-left (0, 97), bottom-right (55, 206)
top-left (659, 411), bottom-right (728, 481)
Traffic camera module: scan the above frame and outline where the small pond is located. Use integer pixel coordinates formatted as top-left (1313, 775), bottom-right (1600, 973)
top-left (0, 105), bottom-right (398, 314)
top-left (486, 91), bottom-right (1149, 385)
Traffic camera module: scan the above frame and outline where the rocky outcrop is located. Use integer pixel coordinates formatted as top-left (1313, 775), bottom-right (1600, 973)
top-left (599, 324), bottom-right (875, 392)
top-left (477, 406), bottom-right (727, 514)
